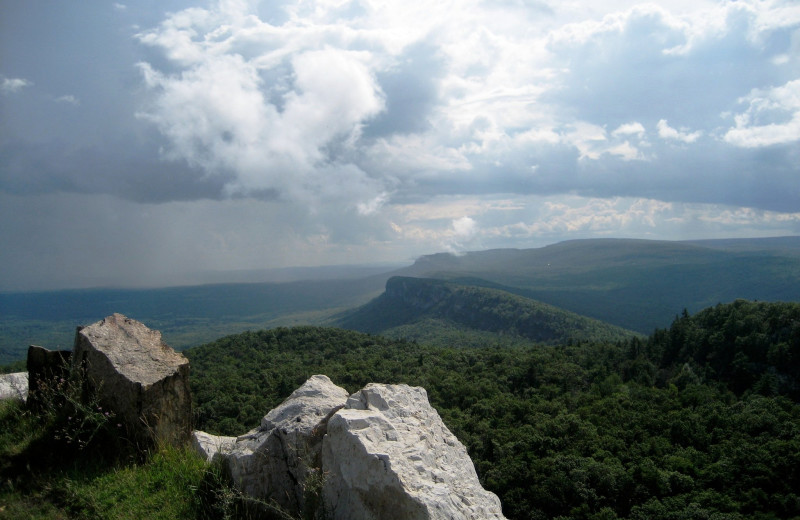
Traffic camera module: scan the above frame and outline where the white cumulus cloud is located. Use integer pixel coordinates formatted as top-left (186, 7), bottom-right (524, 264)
top-left (453, 216), bottom-right (478, 240)
top-left (1, 77), bottom-right (32, 94)
top-left (137, 29), bottom-right (386, 206)
top-left (724, 79), bottom-right (800, 148)
top-left (56, 95), bottom-right (79, 105)
top-left (444, 215), bottom-right (481, 253)
top-left (612, 122), bottom-right (646, 137)
top-left (657, 119), bottom-right (702, 143)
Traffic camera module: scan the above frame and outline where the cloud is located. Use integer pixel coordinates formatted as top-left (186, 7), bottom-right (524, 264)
top-left (0, 138), bottom-right (228, 203)
top-left (724, 79), bottom-right (800, 147)
top-left (136, 6), bottom-right (387, 208)
top-left (1, 77), bottom-right (32, 94)
top-left (441, 195), bottom-right (800, 246)
top-left (85, 0), bottom-right (800, 215)
top-left (612, 122), bottom-right (646, 137)
top-left (357, 192), bottom-right (389, 216)
top-left (2, 0), bottom-right (800, 291)
top-left (657, 119), bottom-right (702, 143)
top-left (363, 41), bottom-right (444, 138)
top-left (545, 1), bottom-right (796, 129)
top-left (445, 215), bottom-right (481, 253)
top-left (607, 141), bottom-right (642, 161)
top-left (384, 193), bottom-right (800, 260)
top-left (453, 216), bottom-right (477, 239)
top-left (55, 94), bottom-right (79, 105)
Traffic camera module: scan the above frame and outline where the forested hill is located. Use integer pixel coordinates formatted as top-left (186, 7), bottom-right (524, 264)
top-left (394, 237), bottom-right (800, 333)
top-left (187, 299), bottom-right (800, 520)
top-left (333, 276), bottom-right (637, 345)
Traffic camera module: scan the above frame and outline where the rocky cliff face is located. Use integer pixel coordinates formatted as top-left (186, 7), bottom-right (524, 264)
top-left (345, 276), bottom-right (635, 344)
top-left (195, 375), bottom-right (507, 520)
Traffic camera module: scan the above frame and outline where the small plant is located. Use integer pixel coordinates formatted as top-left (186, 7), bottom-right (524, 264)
top-left (194, 460), bottom-right (301, 520)
top-left (302, 466), bottom-right (328, 520)
top-left (28, 364), bottom-right (124, 457)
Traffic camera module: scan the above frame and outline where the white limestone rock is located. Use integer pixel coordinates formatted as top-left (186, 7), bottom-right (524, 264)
top-left (217, 374), bottom-right (349, 515)
top-left (322, 383), bottom-right (507, 520)
top-left (192, 430), bottom-right (236, 463)
top-left (0, 372), bottom-right (28, 401)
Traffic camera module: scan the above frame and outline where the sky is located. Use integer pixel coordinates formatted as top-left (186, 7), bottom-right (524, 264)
top-left (1, 0), bottom-right (799, 291)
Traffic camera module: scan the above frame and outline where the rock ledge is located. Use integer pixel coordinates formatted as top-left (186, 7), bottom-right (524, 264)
top-left (195, 376), bottom-right (507, 520)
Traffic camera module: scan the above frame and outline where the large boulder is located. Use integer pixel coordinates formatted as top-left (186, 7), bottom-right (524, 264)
top-left (192, 376), bottom-right (506, 519)
top-left (210, 374), bottom-right (349, 515)
top-left (0, 372), bottom-right (28, 402)
top-left (322, 383), bottom-right (507, 520)
top-left (73, 313), bottom-right (191, 447)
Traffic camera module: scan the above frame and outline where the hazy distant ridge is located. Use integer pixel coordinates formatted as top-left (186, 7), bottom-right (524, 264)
top-left (394, 237), bottom-right (800, 333)
top-left (2, 237), bottom-right (798, 364)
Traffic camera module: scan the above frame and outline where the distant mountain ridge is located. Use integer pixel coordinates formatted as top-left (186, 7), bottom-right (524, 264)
top-left (683, 235), bottom-right (800, 254)
top-left (335, 276), bottom-right (638, 345)
top-left (402, 237), bottom-right (800, 277)
top-left (392, 237), bottom-right (800, 333)
top-left (2, 236), bottom-right (798, 364)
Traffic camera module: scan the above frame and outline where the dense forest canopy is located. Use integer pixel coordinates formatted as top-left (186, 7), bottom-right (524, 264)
top-left (188, 299), bottom-right (800, 520)
top-left (643, 300), bottom-right (800, 399)
top-left (333, 276), bottom-right (638, 345)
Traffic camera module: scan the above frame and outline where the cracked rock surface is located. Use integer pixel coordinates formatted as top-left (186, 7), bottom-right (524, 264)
top-left (194, 376), bottom-right (506, 519)
top-left (74, 313), bottom-right (191, 447)
top-left (323, 383), bottom-right (507, 520)
top-left (199, 374), bottom-right (349, 515)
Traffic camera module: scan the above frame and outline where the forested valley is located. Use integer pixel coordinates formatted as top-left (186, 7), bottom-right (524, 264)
top-left (2, 237), bottom-right (800, 519)
top-left (188, 299), bottom-right (800, 520)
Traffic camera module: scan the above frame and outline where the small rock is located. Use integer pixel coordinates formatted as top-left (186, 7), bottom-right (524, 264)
top-left (192, 430), bottom-right (236, 463)
top-left (0, 372), bottom-right (28, 402)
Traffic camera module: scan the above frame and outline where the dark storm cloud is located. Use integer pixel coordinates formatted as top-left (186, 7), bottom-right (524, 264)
top-left (0, 139), bottom-right (231, 203)
top-left (0, 0), bottom-right (224, 204)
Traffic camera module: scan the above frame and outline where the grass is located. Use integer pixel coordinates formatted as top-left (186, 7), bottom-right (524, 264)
top-left (0, 394), bottom-right (314, 520)
top-left (55, 447), bottom-right (210, 520)
top-left (0, 351), bottom-right (324, 520)
top-left (0, 395), bottom-right (223, 520)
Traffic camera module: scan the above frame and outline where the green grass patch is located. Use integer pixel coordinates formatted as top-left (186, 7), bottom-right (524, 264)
top-left (0, 388), bottom-right (229, 520)
top-left (54, 446), bottom-right (211, 520)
